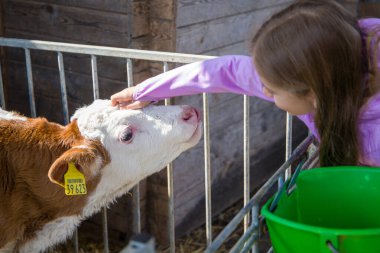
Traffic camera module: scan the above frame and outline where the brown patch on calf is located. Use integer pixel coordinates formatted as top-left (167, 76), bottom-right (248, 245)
top-left (0, 117), bottom-right (110, 248)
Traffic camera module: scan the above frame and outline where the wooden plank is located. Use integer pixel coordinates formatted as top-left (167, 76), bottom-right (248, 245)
top-left (176, 5), bottom-right (287, 54)
top-left (360, 3), bottom-right (380, 17)
top-left (150, 0), bottom-right (176, 20)
top-left (150, 18), bottom-right (176, 53)
top-left (203, 41), bottom-right (250, 56)
top-left (177, 0), bottom-right (292, 27)
top-left (0, 0), bottom-right (3, 35)
top-left (3, 0), bottom-right (148, 47)
top-left (28, 0), bottom-right (137, 14)
top-left (177, 0), bottom-right (359, 27)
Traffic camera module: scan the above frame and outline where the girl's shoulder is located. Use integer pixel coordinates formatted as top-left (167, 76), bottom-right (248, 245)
top-left (359, 18), bottom-right (380, 31)
top-left (358, 91), bottom-right (380, 166)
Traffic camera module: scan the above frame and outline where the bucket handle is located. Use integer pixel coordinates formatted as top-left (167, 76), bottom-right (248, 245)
top-left (326, 241), bottom-right (340, 253)
top-left (269, 159), bottom-right (305, 212)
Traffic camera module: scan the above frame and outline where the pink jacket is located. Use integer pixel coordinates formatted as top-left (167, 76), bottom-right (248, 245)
top-left (132, 18), bottom-right (380, 166)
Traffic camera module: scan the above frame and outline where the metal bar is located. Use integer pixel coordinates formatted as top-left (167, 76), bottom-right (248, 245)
top-left (163, 62), bottom-right (175, 253)
top-left (126, 58), bottom-right (133, 88)
top-left (241, 232), bottom-right (259, 253)
top-left (204, 135), bottom-right (314, 253)
top-left (203, 93), bottom-right (212, 246)
top-left (126, 58), bottom-right (141, 234)
top-left (285, 113), bottom-right (293, 179)
top-left (0, 38), bottom-right (215, 64)
top-left (0, 60), bottom-right (5, 109)
top-left (304, 149), bottom-right (319, 170)
top-left (58, 51), bottom-right (75, 252)
top-left (309, 156), bottom-right (319, 169)
top-left (91, 55), bottom-right (99, 100)
top-left (243, 95), bottom-right (250, 233)
top-left (230, 224), bottom-right (257, 253)
top-left (102, 208), bottom-right (110, 253)
top-left (91, 55), bottom-right (110, 253)
top-left (251, 204), bottom-right (259, 253)
top-left (73, 228), bottom-right (79, 253)
top-left (24, 49), bottom-right (36, 117)
top-left (57, 52), bottom-right (69, 124)
top-left (131, 165), bottom-right (140, 234)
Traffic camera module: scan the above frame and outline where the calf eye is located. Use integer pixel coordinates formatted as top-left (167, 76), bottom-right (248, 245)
top-left (119, 127), bottom-right (134, 143)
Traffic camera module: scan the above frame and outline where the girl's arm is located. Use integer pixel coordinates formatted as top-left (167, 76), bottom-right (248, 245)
top-left (132, 55), bottom-right (271, 102)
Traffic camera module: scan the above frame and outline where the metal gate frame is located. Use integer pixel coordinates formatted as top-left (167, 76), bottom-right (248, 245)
top-left (0, 38), bottom-right (318, 253)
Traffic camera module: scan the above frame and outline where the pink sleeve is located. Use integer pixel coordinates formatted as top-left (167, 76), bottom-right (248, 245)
top-left (132, 54), bottom-right (323, 140)
top-left (133, 55), bottom-right (272, 102)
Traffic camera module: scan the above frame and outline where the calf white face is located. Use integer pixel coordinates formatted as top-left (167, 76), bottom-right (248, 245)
top-left (71, 99), bottom-right (202, 195)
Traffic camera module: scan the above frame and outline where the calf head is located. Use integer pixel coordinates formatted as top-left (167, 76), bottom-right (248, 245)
top-left (49, 99), bottom-right (202, 212)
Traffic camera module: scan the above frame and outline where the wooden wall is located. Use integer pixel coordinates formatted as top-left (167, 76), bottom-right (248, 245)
top-left (360, 1), bottom-right (380, 18)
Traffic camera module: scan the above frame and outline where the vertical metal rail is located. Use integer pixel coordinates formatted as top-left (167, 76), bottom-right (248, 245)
top-left (270, 112), bottom-right (293, 253)
top-left (163, 62), bottom-right (175, 253)
top-left (91, 55), bottom-right (100, 100)
top-left (251, 204), bottom-right (259, 253)
top-left (0, 60), bottom-right (5, 109)
top-left (91, 55), bottom-right (110, 253)
top-left (126, 58), bottom-right (141, 234)
top-left (243, 95), bottom-right (250, 232)
top-left (24, 49), bottom-right (36, 117)
top-left (285, 113), bottom-right (293, 179)
top-left (57, 52), bottom-right (69, 124)
top-left (57, 51), bottom-right (78, 253)
top-left (203, 93), bottom-right (212, 246)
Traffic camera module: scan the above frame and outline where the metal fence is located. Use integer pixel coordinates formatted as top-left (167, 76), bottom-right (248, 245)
top-left (0, 38), bottom-right (317, 253)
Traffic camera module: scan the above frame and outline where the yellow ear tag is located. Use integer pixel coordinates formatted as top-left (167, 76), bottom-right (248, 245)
top-left (64, 162), bottom-right (87, 196)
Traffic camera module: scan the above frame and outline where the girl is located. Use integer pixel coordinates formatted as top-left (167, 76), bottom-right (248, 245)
top-left (110, 0), bottom-right (380, 167)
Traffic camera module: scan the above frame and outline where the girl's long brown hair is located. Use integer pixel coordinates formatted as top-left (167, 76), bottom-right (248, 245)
top-left (251, 0), bottom-right (367, 166)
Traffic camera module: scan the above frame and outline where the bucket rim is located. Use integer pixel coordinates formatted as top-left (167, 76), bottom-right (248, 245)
top-left (262, 200), bottom-right (380, 236)
top-left (261, 166), bottom-right (380, 236)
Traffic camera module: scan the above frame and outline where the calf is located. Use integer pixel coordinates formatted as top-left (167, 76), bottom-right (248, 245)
top-left (0, 99), bottom-right (202, 253)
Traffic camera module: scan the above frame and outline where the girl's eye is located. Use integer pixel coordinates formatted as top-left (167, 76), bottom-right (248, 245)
top-left (119, 127), bottom-right (134, 143)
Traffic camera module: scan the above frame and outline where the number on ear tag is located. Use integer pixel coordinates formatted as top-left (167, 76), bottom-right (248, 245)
top-left (64, 162), bottom-right (87, 195)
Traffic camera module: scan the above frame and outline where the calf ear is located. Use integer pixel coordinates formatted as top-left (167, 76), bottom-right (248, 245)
top-left (48, 140), bottom-right (110, 186)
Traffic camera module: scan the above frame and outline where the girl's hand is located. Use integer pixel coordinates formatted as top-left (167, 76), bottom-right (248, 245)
top-left (110, 87), bottom-right (151, 109)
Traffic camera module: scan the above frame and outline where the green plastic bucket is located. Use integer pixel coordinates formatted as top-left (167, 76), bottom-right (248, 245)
top-left (261, 166), bottom-right (380, 253)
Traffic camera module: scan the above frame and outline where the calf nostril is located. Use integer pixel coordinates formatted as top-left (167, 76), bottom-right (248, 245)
top-left (181, 106), bottom-right (198, 122)
top-left (182, 110), bottom-right (193, 121)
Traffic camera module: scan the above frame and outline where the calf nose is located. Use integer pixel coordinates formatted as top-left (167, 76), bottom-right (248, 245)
top-left (181, 106), bottom-right (200, 123)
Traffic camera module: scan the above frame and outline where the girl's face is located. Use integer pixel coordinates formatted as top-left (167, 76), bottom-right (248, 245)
top-left (261, 81), bottom-right (316, 115)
